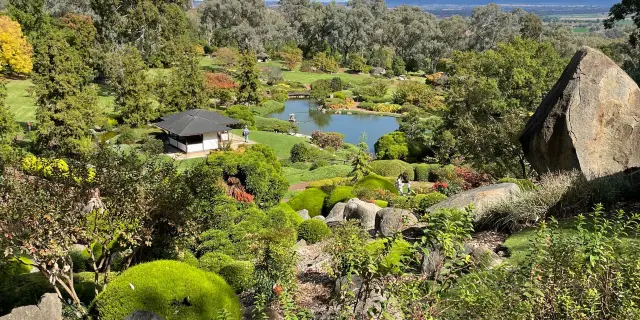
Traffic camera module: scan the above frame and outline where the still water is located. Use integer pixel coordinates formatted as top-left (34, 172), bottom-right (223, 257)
top-left (267, 99), bottom-right (400, 150)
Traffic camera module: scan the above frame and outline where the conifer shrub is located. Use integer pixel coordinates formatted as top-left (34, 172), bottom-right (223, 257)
top-left (218, 260), bottom-right (254, 292)
top-left (354, 174), bottom-right (398, 194)
top-left (324, 186), bottom-right (355, 213)
top-left (290, 142), bottom-right (317, 163)
top-left (370, 160), bottom-right (415, 181)
top-left (287, 188), bottom-right (328, 217)
top-left (298, 220), bottom-right (331, 244)
top-left (198, 252), bottom-right (235, 274)
top-left (91, 260), bottom-right (241, 320)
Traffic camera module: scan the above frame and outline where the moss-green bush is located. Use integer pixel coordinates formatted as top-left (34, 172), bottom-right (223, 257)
top-left (74, 272), bottom-right (114, 305)
top-left (218, 261), bottom-right (254, 292)
top-left (91, 260), bottom-right (241, 320)
top-left (370, 160), bottom-right (415, 181)
top-left (324, 186), bottom-right (355, 212)
top-left (498, 178), bottom-right (537, 191)
top-left (267, 202), bottom-right (303, 228)
top-left (0, 272), bottom-right (54, 314)
top-left (298, 220), bottom-right (331, 244)
top-left (374, 200), bottom-right (389, 208)
top-left (290, 142), bottom-right (317, 163)
top-left (413, 163), bottom-right (441, 182)
top-left (287, 188), bottom-right (328, 217)
top-left (255, 116), bottom-right (295, 133)
top-left (179, 251), bottom-right (199, 267)
top-left (354, 174), bottom-right (398, 194)
top-left (415, 192), bottom-right (448, 215)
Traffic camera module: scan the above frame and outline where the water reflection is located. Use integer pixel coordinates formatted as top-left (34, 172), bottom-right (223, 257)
top-left (267, 99), bottom-right (400, 149)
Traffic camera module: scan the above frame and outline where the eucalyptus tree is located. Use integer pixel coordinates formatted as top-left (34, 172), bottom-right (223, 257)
top-left (468, 4), bottom-right (519, 51)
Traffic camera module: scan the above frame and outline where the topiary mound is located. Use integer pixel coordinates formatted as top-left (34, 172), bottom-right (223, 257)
top-left (413, 164), bottom-right (441, 182)
top-left (370, 160), bottom-right (415, 181)
top-left (287, 188), bottom-right (328, 218)
top-left (354, 174), bottom-right (398, 194)
top-left (267, 203), bottom-right (303, 228)
top-left (218, 261), bottom-right (254, 292)
top-left (324, 186), bottom-right (355, 213)
top-left (298, 220), bottom-right (331, 244)
top-left (91, 260), bottom-right (241, 320)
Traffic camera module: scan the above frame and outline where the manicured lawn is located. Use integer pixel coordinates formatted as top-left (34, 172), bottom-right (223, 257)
top-left (231, 129), bottom-right (309, 159)
top-left (5, 79), bottom-right (115, 123)
top-left (282, 70), bottom-right (371, 86)
top-left (283, 167), bottom-right (307, 185)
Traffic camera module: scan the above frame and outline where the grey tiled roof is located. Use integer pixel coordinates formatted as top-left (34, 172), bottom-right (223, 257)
top-left (155, 109), bottom-right (240, 136)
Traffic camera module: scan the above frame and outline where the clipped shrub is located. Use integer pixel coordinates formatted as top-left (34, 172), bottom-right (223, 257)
top-left (139, 136), bottom-right (164, 155)
top-left (70, 248), bottom-right (90, 272)
top-left (298, 219), bottom-right (331, 244)
top-left (287, 188), bottom-right (328, 217)
top-left (308, 177), bottom-right (349, 189)
top-left (290, 142), bottom-right (317, 163)
top-left (267, 202), bottom-right (303, 228)
top-left (354, 174), bottom-right (398, 194)
top-left (0, 273), bottom-right (54, 314)
top-left (414, 163), bottom-right (440, 182)
top-left (92, 260), bottom-right (241, 320)
top-left (324, 186), bottom-right (355, 212)
top-left (74, 272), bottom-right (113, 305)
top-left (374, 200), bottom-right (389, 208)
top-left (253, 100), bottom-right (285, 116)
top-left (370, 160), bottom-right (415, 181)
top-left (219, 261), bottom-right (254, 292)
top-left (255, 116), bottom-right (294, 133)
top-left (498, 177), bottom-right (537, 191)
top-left (429, 164), bottom-right (458, 183)
top-left (333, 92), bottom-right (346, 100)
top-left (300, 164), bottom-right (352, 182)
top-left (179, 251), bottom-right (198, 267)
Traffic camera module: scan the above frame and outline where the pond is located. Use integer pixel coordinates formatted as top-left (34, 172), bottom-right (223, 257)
top-left (266, 99), bottom-right (400, 150)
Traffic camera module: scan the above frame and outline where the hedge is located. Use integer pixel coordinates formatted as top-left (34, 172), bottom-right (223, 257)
top-left (92, 260), bottom-right (241, 320)
top-left (324, 186), bottom-right (355, 213)
top-left (287, 188), bottom-right (328, 218)
top-left (298, 220), bottom-right (331, 244)
top-left (354, 174), bottom-right (398, 193)
top-left (198, 252), bottom-right (235, 274)
top-left (370, 160), bottom-right (415, 181)
top-left (300, 165), bottom-right (352, 182)
top-left (413, 163), bottom-right (441, 182)
top-left (255, 116), bottom-right (295, 133)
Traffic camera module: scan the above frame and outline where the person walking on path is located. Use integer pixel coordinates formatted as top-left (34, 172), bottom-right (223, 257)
top-left (242, 126), bottom-right (250, 143)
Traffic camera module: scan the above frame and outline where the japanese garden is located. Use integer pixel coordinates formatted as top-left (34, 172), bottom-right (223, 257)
top-left (1, 0), bottom-right (640, 319)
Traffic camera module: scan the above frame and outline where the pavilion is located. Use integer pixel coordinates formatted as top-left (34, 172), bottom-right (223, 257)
top-left (154, 109), bottom-right (240, 154)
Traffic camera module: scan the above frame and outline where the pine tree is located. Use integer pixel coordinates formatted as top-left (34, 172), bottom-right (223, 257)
top-left (105, 46), bottom-right (156, 126)
top-left (236, 51), bottom-right (262, 105)
top-left (350, 134), bottom-right (372, 182)
top-left (33, 25), bottom-right (102, 156)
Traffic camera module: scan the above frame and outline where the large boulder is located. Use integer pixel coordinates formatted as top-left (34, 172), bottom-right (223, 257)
top-left (520, 47), bottom-right (640, 180)
top-left (326, 202), bottom-right (347, 226)
top-left (0, 293), bottom-right (62, 320)
top-left (426, 183), bottom-right (520, 221)
top-left (343, 199), bottom-right (382, 231)
top-left (375, 208), bottom-right (418, 237)
top-left (297, 209), bottom-right (310, 221)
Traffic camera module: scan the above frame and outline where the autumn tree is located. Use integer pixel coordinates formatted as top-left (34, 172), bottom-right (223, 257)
top-left (236, 51), bottom-right (262, 105)
top-left (204, 72), bottom-right (237, 105)
top-left (105, 45), bottom-right (156, 125)
top-left (215, 47), bottom-right (240, 68)
top-left (281, 46), bottom-right (303, 70)
top-left (0, 15), bottom-right (33, 75)
top-left (33, 24), bottom-right (102, 156)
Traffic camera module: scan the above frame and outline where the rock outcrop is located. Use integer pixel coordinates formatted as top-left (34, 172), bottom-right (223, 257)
top-left (297, 209), bottom-right (310, 221)
top-left (426, 183), bottom-right (520, 221)
top-left (520, 46), bottom-right (640, 180)
top-left (343, 199), bottom-right (382, 231)
top-left (375, 208), bottom-right (418, 237)
top-left (326, 203), bottom-right (346, 226)
top-left (0, 293), bottom-right (62, 320)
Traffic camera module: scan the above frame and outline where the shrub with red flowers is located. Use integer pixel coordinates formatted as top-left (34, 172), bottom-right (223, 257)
top-left (432, 181), bottom-right (449, 194)
top-left (311, 130), bottom-right (344, 149)
top-left (454, 167), bottom-right (492, 190)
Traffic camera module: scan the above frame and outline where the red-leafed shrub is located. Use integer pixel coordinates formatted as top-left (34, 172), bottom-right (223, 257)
top-left (204, 72), bottom-right (237, 90)
top-left (311, 131), bottom-right (344, 149)
top-left (232, 189), bottom-right (254, 203)
top-left (455, 167), bottom-right (492, 190)
top-left (432, 181), bottom-right (449, 194)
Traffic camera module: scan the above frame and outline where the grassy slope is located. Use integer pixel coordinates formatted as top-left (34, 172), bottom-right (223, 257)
top-left (6, 79), bottom-right (115, 123)
top-left (231, 129), bottom-right (308, 159)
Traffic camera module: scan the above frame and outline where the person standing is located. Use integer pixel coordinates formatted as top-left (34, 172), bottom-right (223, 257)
top-left (397, 176), bottom-right (404, 196)
top-left (406, 179), bottom-right (412, 195)
top-left (242, 126), bottom-right (250, 143)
